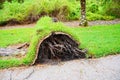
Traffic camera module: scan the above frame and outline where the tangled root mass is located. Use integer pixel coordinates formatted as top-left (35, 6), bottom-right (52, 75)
top-left (37, 32), bottom-right (87, 62)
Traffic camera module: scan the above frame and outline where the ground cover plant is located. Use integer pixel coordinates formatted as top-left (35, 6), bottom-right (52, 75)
top-left (0, 17), bottom-right (120, 69)
top-left (0, 0), bottom-right (118, 25)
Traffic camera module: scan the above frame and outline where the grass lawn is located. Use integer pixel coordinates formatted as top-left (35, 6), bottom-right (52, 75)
top-left (0, 17), bottom-right (120, 69)
top-left (73, 24), bottom-right (120, 57)
top-left (0, 28), bottom-right (34, 47)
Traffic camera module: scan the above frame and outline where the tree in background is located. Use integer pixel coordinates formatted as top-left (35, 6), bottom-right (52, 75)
top-left (79, 0), bottom-right (88, 26)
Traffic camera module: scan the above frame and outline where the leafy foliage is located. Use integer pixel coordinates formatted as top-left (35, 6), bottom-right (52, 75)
top-left (0, 0), bottom-right (119, 25)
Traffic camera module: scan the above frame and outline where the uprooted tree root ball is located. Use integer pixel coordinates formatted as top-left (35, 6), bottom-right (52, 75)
top-left (36, 32), bottom-right (87, 63)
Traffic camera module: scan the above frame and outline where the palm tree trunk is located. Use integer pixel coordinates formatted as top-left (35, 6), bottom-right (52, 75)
top-left (79, 0), bottom-right (88, 26)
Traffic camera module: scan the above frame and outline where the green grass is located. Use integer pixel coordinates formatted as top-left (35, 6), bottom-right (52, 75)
top-left (0, 16), bottom-right (120, 69)
top-left (0, 28), bottom-right (34, 47)
top-left (73, 24), bottom-right (120, 57)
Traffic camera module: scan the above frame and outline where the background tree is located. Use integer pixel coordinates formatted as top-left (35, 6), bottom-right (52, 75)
top-left (79, 0), bottom-right (88, 26)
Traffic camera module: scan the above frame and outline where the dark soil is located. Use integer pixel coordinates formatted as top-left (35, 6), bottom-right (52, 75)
top-left (36, 32), bottom-right (86, 63)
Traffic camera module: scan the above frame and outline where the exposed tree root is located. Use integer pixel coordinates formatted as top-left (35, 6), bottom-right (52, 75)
top-left (36, 32), bottom-right (87, 63)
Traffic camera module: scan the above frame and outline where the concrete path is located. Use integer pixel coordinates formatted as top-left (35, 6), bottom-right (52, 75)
top-left (0, 54), bottom-right (120, 80)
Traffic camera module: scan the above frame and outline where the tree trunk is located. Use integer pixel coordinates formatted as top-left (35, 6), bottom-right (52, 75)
top-left (79, 0), bottom-right (88, 26)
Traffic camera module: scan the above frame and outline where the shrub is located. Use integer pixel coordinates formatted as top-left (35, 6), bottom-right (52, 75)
top-left (88, 3), bottom-right (99, 13)
top-left (87, 12), bottom-right (115, 21)
top-left (0, 0), bottom-right (77, 25)
top-left (66, 2), bottom-right (80, 20)
top-left (105, 1), bottom-right (120, 18)
top-left (0, 0), bottom-right (119, 25)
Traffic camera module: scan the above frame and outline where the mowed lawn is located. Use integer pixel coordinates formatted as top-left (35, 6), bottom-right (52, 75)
top-left (0, 28), bottom-right (34, 47)
top-left (0, 24), bottom-right (120, 58)
top-left (73, 24), bottom-right (120, 57)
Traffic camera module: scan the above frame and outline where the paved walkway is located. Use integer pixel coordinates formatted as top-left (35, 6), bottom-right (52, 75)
top-left (0, 54), bottom-right (120, 80)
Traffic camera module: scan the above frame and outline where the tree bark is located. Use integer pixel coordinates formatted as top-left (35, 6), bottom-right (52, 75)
top-left (79, 0), bottom-right (88, 26)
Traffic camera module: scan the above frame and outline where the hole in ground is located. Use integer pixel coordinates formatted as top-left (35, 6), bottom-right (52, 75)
top-left (35, 32), bottom-right (87, 64)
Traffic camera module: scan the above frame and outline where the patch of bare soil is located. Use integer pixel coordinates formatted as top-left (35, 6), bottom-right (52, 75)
top-left (7, 42), bottom-right (29, 49)
top-left (0, 23), bottom-right (36, 29)
top-left (0, 43), bottom-right (29, 59)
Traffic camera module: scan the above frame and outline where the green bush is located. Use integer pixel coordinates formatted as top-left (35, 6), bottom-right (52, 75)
top-left (97, 0), bottom-right (120, 18)
top-left (87, 12), bottom-right (115, 21)
top-left (66, 2), bottom-right (80, 20)
top-left (105, 1), bottom-right (120, 18)
top-left (88, 3), bottom-right (98, 13)
top-left (0, 0), bottom-right (77, 25)
top-left (0, 0), bottom-right (119, 25)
